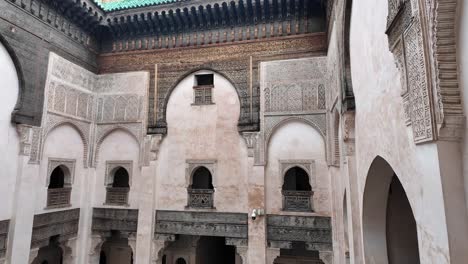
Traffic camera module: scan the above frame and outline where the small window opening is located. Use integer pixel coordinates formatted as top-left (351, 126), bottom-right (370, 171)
top-left (188, 167), bottom-right (214, 208)
top-left (106, 167), bottom-right (130, 205)
top-left (282, 167), bottom-right (313, 212)
top-left (195, 74), bottom-right (214, 86)
top-left (113, 167), bottom-right (130, 188)
top-left (47, 166), bottom-right (71, 208)
top-left (176, 258), bottom-right (187, 264)
top-left (49, 167), bottom-right (65, 189)
top-left (282, 167), bottom-right (312, 191)
top-left (191, 167), bottom-right (214, 189)
top-left (193, 74), bottom-right (214, 105)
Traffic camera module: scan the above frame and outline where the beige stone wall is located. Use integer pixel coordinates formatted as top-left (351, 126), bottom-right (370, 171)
top-left (156, 70), bottom-right (249, 212)
top-left (350, 0), bottom-right (452, 263)
top-left (0, 42), bottom-right (20, 221)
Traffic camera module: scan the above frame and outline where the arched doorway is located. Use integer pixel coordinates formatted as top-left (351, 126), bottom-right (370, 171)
top-left (47, 165), bottom-right (72, 207)
top-left (31, 236), bottom-right (63, 264)
top-left (362, 157), bottom-right (420, 264)
top-left (106, 166), bottom-right (130, 205)
top-left (273, 242), bottom-right (324, 264)
top-left (196, 237), bottom-right (236, 264)
top-left (99, 231), bottom-right (133, 264)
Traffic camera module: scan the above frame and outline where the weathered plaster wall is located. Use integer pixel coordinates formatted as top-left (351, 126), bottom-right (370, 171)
top-left (266, 121), bottom-right (329, 215)
top-left (94, 130), bottom-right (140, 208)
top-left (351, 0), bottom-right (451, 263)
top-left (0, 41), bottom-right (19, 221)
top-left (156, 70), bottom-right (249, 212)
top-left (38, 124), bottom-right (84, 212)
top-left (459, 0), bottom-right (468, 209)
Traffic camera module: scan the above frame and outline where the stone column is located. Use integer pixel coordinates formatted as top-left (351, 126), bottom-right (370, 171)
top-left (265, 248), bottom-right (280, 264)
top-left (242, 132), bottom-right (267, 264)
top-left (236, 246), bottom-right (248, 264)
top-left (9, 125), bottom-right (41, 264)
top-left (135, 137), bottom-right (159, 264)
top-left (88, 235), bottom-right (105, 264)
top-left (342, 112), bottom-right (363, 264)
top-left (151, 236), bottom-right (174, 264)
top-left (319, 251), bottom-right (333, 264)
top-left (61, 238), bottom-right (77, 264)
top-left (28, 248), bottom-right (39, 264)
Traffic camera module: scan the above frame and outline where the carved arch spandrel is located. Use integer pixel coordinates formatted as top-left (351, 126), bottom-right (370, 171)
top-left (93, 125), bottom-right (142, 167)
top-left (152, 63), bottom-right (254, 134)
top-left (263, 115), bottom-right (327, 165)
top-left (41, 119), bottom-right (90, 168)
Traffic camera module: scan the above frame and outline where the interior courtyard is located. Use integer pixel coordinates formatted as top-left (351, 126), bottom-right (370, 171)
top-left (0, 0), bottom-right (468, 263)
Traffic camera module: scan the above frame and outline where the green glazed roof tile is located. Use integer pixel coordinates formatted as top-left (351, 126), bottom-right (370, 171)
top-left (93, 0), bottom-right (181, 12)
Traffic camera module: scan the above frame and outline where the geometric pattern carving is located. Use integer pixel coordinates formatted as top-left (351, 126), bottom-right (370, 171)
top-left (386, 1), bottom-right (436, 144)
top-left (265, 83), bottom-right (325, 112)
top-left (42, 53), bottom-right (148, 168)
top-left (267, 215), bottom-right (332, 251)
top-left (155, 210), bottom-right (248, 240)
top-left (31, 209), bottom-right (80, 249)
top-left (91, 208), bottom-right (139, 236)
top-left (96, 94), bottom-right (143, 123)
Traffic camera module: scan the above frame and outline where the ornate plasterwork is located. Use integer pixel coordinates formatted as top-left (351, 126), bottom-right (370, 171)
top-left (91, 208), bottom-right (139, 236)
top-left (31, 209), bottom-right (80, 249)
top-left (47, 158), bottom-right (76, 186)
top-left (39, 53), bottom-right (149, 168)
top-left (266, 215), bottom-right (333, 251)
top-left (387, 0), bottom-right (464, 143)
top-left (105, 160), bottom-right (133, 186)
top-left (386, 1), bottom-right (437, 144)
top-left (154, 210), bottom-right (248, 240)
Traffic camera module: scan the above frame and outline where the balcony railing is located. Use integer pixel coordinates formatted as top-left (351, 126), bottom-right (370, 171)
top-left (187, 189), bottom-right (214, 208)
top-left (282, 190), bottom-right (313, 212)
top-left (47, 187), bottom-right (71, 208)
top-left (105, 187), bottom-right (129, 205)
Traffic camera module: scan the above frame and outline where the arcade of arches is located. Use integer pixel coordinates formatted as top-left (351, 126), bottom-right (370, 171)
top-left (0, 0), bottom-right (468, 263)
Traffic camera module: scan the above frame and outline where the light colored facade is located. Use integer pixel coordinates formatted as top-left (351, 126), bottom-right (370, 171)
top-left (0, 0), bottom-right (467, 264)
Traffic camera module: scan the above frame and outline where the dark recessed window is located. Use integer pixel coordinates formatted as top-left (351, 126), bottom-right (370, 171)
top-left (195, 74), bottom-right (214, 86)
top-left (194, 74), bottom-right (214, 105)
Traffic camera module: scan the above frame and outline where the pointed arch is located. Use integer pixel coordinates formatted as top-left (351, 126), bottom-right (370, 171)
top-left (362, 156), bottom-right (420, 264)
top-left (155, 67), bottom-right (248, 134)
top-left (94, 126), bottom-right (141, 167)
top-left (0, 33), bottom-right (27, 124)
top-left (42, 121), bottom-right (89, 167)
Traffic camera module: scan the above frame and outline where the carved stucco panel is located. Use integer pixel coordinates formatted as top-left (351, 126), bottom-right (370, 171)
top-left (404, 18), bottom-right (435, 143)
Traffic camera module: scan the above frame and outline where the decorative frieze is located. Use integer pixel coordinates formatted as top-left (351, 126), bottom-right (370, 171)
top-left (91, 208), bottom-right (139, 236)
top-left (155, 211), bottom-right (248, 240)
top-left (31, 209), bottom-right (80, 249)
top-left (267, 215), bottom-right (332, 251)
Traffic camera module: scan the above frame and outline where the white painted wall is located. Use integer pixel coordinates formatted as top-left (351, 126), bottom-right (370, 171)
top-left (458, 0), bottom-right (468, 209)
top-left (95, 129), bottom-right (140, 208)
top-left (0, 41), bottom-right (20, 221)
top-left (351, 0), bottom-right (452, 262)
top-left (156, 71), bottom-right (249, 212)
top-left (38, 124), bottom-right (84, 213)
top-left (265, 121), bottom-right (330, 215)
